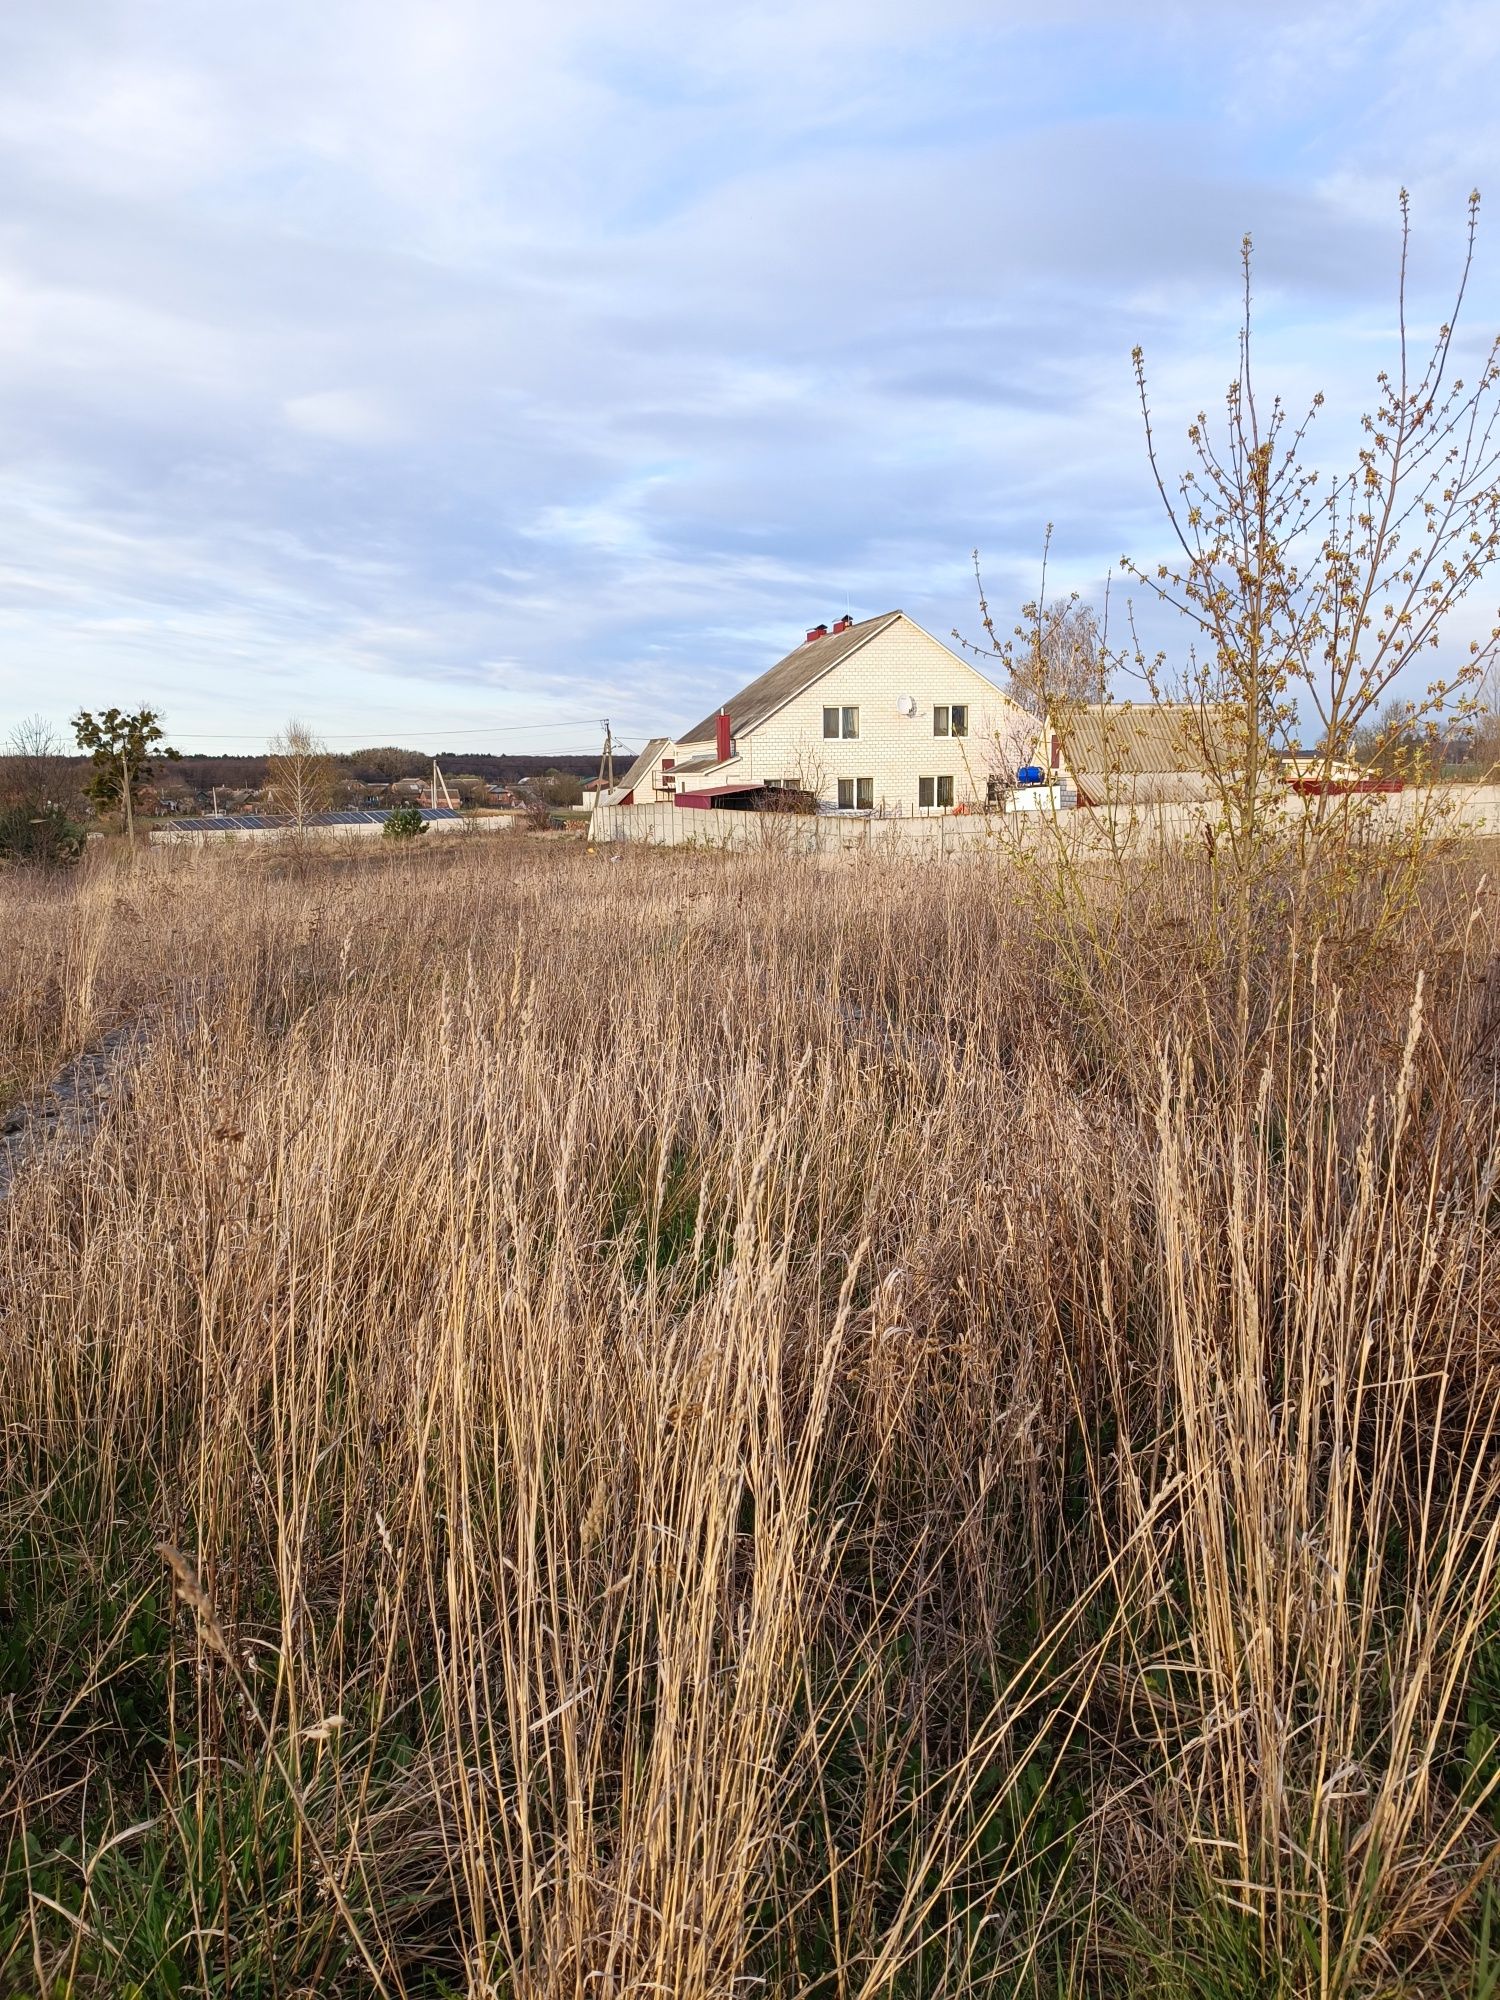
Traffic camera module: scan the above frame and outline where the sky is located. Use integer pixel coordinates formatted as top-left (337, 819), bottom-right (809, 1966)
top-left (1, 0), bottom-right (1498, 758)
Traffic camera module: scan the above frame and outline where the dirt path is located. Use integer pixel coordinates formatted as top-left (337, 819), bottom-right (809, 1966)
top-left (0, 1026), bottom-right (144, 1199)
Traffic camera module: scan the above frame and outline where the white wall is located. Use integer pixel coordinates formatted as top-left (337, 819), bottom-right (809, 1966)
top-left (724, 617), bottom-right (1038, 812)
top-left (590, 785), bottom-right (1500, 855)
top-left (150, 813), bottom-right (520, 847)
top-left (589, 796), bottom-right (1190, 857)
top-left (633, 616), bottom-right (1038, 812)
top-left (621, 741), bottom-right (677, 804)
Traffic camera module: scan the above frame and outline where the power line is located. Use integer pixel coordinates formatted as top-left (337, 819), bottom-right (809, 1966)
top-left (164, 714), bottom-right (655, 748)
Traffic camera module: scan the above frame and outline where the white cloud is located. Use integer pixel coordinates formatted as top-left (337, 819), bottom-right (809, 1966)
top-left (283, 390), bottom-right (400, 445)
top-left (0, 59), bottom-right (229, 198)
top-left (0, 0), bottom-right (1495, 747)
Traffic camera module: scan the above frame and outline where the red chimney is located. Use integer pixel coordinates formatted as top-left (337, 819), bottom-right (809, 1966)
top-left (832, 615), bottom-right (853, 634)
top-left (716, 709), bottom-right (732, 761)
top-left (806, 623), bottom-right (829, 644)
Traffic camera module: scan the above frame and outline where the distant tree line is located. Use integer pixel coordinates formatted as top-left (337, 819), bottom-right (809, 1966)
top-left (165, 748), bottom-right (598, 791)
top-left (0, 727), bottom-right (603, 861)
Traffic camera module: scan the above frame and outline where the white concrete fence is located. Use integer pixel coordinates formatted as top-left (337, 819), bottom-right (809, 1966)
top-left (588, 787), bottom-right (1500, 859)
top-left (150, 812), bottom-right (522, 848)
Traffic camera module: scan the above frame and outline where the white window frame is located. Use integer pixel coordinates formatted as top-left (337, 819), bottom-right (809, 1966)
top-left (837, 777), bottom-right (874, 811)
top-left (918, 775), bottom-right (954, 810)
top-left (933, 704), bottom-right (969, 738)
top-left (823, 705), bottom-right (859, 740)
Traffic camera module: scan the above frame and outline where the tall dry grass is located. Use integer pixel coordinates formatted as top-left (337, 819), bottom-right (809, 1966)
top-left (2, 833), bottom-right (1499, 1998)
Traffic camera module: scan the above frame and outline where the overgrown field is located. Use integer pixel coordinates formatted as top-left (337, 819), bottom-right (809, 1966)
top-left (3, 835), bottom-right (1500, 1998)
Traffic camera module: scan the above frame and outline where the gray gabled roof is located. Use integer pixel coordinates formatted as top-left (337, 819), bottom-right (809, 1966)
top-left (678, 611), bottom-right (903, 744)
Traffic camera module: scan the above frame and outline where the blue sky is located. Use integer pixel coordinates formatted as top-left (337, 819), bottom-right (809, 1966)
top-left (1, 0), bottom-right (1497, 757)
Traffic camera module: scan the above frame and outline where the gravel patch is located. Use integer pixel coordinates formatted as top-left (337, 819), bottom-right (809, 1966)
top-left (0, 1026), bottom-right (144, 1199)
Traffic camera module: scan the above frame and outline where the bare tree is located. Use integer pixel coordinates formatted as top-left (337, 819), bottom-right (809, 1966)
top-left (514, 779), bottom-right (557, 831)
top-left (0, 716), bottom-right (85, 863)
top-left (1125, 193), bottom-right (1500, 871)
top-left (1, 716), bottom-right (74, 809)
top-left (974, 707), bottom-right (1046, 811)
top-left (266, 720), bottom-right (336, 835)
top-left (775, 737), bottom-right (832, 809)
top-left (958, 529), bottom-right (1110, 722)
top-left (531, 769), bottom-right (584, 808)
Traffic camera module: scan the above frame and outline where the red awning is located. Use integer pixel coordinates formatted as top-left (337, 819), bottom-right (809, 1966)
top-left (674, 782), bottom-right (767, 809)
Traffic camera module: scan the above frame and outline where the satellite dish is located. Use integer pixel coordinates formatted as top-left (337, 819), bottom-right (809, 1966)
top-left (896, 694), bottom-right (916, 717)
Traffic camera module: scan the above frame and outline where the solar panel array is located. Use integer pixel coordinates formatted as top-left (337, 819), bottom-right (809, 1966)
top-left (167, 806), bottom-right (466, 832)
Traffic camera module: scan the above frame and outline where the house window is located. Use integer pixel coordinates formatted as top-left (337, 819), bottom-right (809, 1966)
top-left (837, 777), bottom-right (874, 810)
top-left (918, 775), bottom-right (954, 809)
top-left (934, 704), bottom-right (968, 738)
top-left (823, 705), bottom-right (859, 739)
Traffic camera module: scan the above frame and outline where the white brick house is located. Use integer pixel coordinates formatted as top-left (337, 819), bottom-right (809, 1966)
top-left (609, 612), bottom-right (1038, 816)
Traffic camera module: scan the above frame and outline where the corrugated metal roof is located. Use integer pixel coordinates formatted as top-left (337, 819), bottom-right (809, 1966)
top-left (678, 611), bottom-right (903, 743)
top-left (1075, 771), bottom-right (1223, 807)
top-left (1058, 703), bottom-right (1237, 777)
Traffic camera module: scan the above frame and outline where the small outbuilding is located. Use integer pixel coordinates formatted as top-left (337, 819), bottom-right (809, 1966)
top-left (1047, 703), bottom-right (1235, 807)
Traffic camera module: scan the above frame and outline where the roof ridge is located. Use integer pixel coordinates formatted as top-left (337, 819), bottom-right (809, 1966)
top-left (678, 610), bottom-right (903, 744)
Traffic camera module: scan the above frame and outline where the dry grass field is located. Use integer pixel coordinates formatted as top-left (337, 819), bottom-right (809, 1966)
top-left (3, 833), bottom-right (1500, 1997)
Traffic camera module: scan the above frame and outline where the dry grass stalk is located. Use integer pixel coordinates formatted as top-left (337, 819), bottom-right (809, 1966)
top-left (1, 834), bottom-right (1497, 1997)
